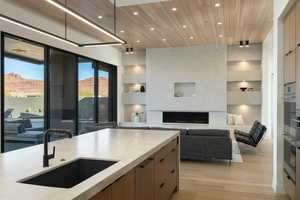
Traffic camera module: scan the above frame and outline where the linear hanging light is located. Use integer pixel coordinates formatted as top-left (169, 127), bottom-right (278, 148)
top-left (45, 0), bottom-right (127, 46)
top-left (0, 14), bottom-right (79, 47)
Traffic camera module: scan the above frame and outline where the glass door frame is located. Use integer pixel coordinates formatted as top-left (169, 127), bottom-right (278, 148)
top-left (0, 32), bottom-right (118, 153)
top-left (0, 32), bottom-right (48, 153)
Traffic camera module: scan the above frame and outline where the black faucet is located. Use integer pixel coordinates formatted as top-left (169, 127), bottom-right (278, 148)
top-left (43, 129), bottom-right (73, 167)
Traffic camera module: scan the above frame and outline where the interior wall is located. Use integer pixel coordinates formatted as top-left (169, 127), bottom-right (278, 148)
top-left (0, 0), bottom-right (123, 148)
top-left (262, 30), bottom-right (274, 139)
top-left (146, 45), bottom-right (227, 125)
top-left (228, 105), bottom-right (262, 125)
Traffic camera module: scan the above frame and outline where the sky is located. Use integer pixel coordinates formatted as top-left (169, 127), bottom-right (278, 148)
top-left (4, 58), bottom-right (109, 81)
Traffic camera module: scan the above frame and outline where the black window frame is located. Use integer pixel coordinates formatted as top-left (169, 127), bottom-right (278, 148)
top-left (0, 32), bottom-right (118, 153)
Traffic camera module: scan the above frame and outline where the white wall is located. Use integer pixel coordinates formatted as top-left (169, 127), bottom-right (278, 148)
top-left (146, 45), bottom-right (227, 125)
top-left (0, 1), bottom-right (123, 128)
top-left (262, 30), bottom-right (274, 139)
top-left (272, 0), bottom-right (295, 194)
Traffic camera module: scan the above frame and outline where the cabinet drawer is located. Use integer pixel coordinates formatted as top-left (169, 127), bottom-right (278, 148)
top-left (283, 171), bottom-right (296, 200)
top-left (155, 138), bottom-right (178, 164)
top-left (155, 143), bottom-right (178, 184)
top-left (166, 138), bottom-right (178, 153)
top-left (155, 169), bottom-right (177, 200)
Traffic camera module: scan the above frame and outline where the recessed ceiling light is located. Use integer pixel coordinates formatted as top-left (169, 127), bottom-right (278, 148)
top-left (182, 25), bottom-right (187, 29)
top-left (136, 40), bottom-right (141, 43)
top-left (133, 11), bottom-right (139, 15)
top-left (172, 7), bottom-right (177, 11)
top-left (219, 34), bottom-right (223, 38)
top-left (189, 36), bottom-right (194, 40)
top-left (120, 30), bottom-right (125, 33)
top-left (215, 3), bottom-right (221, 7)
top-left (217, 22), bottom-right (222, 25)
top-left (150, 27), bottom-right (155, 31)
top-left (98, 16), bottom-right (103, 19)
top-left (162, 38), bottom-right (167, 42)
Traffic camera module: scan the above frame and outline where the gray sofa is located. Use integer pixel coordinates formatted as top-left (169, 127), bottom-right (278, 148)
top-left (116, 126), bottom-right (232, 161)
top-left (180, 129), bottom-right (232, 161)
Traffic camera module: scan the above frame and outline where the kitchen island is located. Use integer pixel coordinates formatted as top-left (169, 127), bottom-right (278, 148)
top-left (0, 128), bottom-right (179, 200)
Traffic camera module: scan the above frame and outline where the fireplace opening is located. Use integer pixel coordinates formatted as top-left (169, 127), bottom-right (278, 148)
top-left (163, 112), bottom-right (209, 124)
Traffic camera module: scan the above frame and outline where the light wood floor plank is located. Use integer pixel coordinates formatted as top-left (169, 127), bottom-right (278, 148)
top-left (173, 140), bottom-right (289, 200)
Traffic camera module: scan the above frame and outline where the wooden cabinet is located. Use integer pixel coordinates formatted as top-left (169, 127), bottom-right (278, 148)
top-left (154, 139), bottom-right (179, 200)
top-left (136, 157), bottom-right (155, 200)
top-left (90, 187), bottom-right (112, 200)
top-left (296, 1), bottom-right (300, 46)
top-left (284, 15), bottom-right (290, 55)
top-left (284, 5), bottom-right (297, 84)
top-left (296, 47), bottom-right (300, 110)
top-left (90, 137), bottom-right (179, 200)
top-left (111, 169), bottom-right (135, 200)
top-left (289, 7), bottom-right (296, 52)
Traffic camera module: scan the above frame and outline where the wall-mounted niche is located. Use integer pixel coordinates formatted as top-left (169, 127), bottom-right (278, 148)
top-left (174, 82), bottom-right (196, 97)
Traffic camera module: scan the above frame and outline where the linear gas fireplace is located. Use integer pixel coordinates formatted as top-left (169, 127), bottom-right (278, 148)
top-left (163, 112), bottom-right (209, 124)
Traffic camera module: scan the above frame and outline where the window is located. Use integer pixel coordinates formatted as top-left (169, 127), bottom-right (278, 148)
top-left (2, 36), bottom-right (45, 152)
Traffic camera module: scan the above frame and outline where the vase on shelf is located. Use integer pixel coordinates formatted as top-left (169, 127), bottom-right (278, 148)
top-left (140, 85), bottom-right (145, 93)
top-left (131, 112), bottom-right (140, 123)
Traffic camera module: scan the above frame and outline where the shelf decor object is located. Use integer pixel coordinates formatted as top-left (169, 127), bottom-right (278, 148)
top-left (140, 85), bottom-right (145, 93)
top-left (240, 87), bottom-right (247, 92)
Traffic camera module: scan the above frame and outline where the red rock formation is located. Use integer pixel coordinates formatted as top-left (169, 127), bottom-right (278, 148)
top-left (5, 73), bottom-right (108, 97)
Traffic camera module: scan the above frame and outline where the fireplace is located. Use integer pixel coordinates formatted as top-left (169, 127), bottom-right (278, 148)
top-left (162, 112), bottom-right (209, 124)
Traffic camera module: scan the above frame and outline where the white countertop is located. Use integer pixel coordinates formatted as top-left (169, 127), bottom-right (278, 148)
top-left (0, 128), bottom-right (179, 200)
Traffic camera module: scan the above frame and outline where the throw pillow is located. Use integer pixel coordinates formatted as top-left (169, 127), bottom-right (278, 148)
top-left (235, 115), bottom-right (245, 125)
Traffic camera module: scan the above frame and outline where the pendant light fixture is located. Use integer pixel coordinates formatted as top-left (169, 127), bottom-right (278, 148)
top-left (239, 40), bottom-right (250, 48)
top-left (125, 47), bottom-right (134, 55)
top-left (44, 0), bottom-right (126, 47)
top-left (239, 41), bottom-right (244, 48)
top-left (245, 40), bottom-right (250, 48)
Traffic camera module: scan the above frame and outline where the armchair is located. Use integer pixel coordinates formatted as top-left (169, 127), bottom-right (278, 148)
top-left (234, 120), bottom-right (266, 147)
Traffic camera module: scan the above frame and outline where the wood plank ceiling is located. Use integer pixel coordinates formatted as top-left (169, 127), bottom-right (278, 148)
top-left (8, 0), bottom-right (273, 51)
top-left (115, 0), bottom-right (273, 50)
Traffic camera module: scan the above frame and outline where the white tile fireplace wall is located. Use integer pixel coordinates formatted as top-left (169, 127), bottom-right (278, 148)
top-left (146, 45), bottom-right (227, 126)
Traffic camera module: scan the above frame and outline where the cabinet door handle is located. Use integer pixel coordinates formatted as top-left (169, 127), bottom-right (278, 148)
top-left (160, 158), bottom-right (165, 163)
top-left (160, 183), bottom-right (165, 188)
top-left (171, 169), bottom-right (175, 174)
top-left (171, 148), bottom-right (176, 152)
top-left (139, 158), bottom-right (153, 168)
top-left (287, 175), bottom-right (291, 180)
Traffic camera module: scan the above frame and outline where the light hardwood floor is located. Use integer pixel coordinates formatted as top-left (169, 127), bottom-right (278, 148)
top-left (173, 140), bottom-right (289, 200)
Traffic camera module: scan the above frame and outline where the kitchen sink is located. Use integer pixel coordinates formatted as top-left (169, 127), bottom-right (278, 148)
top-left (20, 159), bottom-right (117, 188)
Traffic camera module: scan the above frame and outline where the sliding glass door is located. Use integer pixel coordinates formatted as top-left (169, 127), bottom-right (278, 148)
top-left (78, 57), bottom-right (96, 134)
top-left (2, 36), bottom-right (45, 152)
top-left (1, 33), bottom-right (118, 152)
top-left (48, 48), bottom-right (77, 138)
top-left (98, 67), bottom-right (110, 122)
